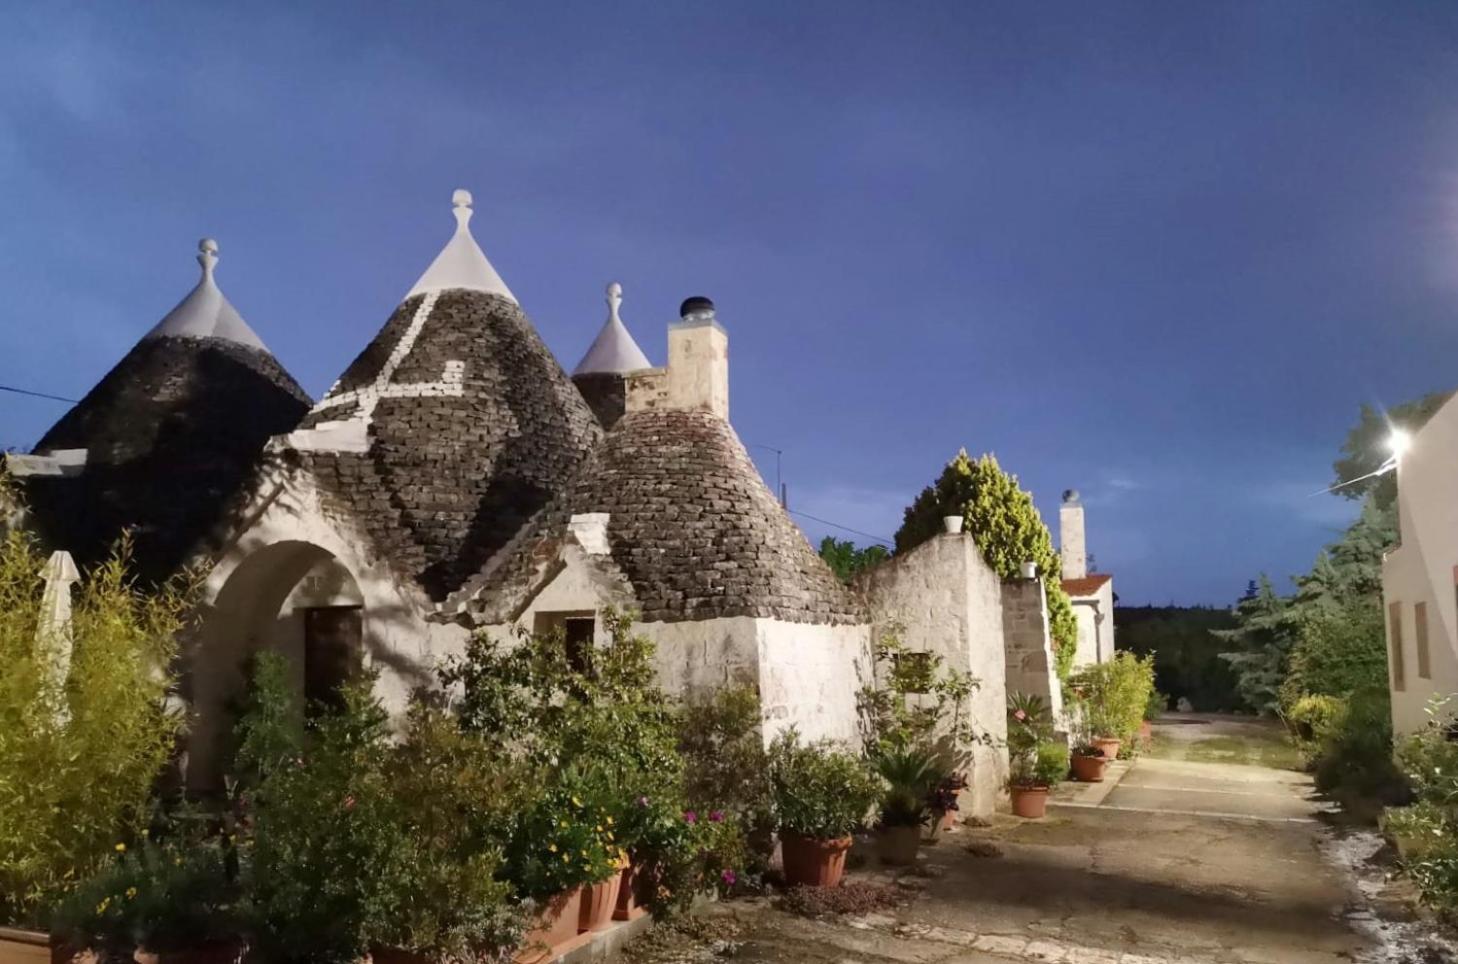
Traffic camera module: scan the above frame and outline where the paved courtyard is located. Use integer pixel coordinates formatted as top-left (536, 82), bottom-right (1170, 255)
top-left (627, 716), bottom-right (1456, 964)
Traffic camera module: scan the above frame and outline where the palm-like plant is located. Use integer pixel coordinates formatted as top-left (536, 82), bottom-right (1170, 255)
top-left (873, 744), bottom-right (940, 828)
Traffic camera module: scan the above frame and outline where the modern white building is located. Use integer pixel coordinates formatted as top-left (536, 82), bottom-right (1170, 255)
top-left (1383, 397), bottom-right (1458, 734)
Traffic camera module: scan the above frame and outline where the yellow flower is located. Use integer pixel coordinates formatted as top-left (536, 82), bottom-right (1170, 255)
top-left (561, 854), bottom-right (570, 864)
top-left (95, 900), bottom-right (108, 915)
top-left (607, 833), bottom-right (615, 842)
top-left (125, 888), bottom-right (137, 899)
top-left (595, 825), bottom-right (603, 832)
top-left (606, 816), bottom-right (614, 826)
top-left (548, 844), bottom-right (558, 853)
top-left (571, 796), bottom-right (583, 808)
top-left (114, 843), bottom-right (126, 853)
top-left (559, 821), bottom-right (569, 829)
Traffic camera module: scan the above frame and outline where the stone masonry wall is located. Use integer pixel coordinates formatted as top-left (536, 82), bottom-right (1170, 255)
top-left (1001, 577), bottom-right (1063, 723)
top-left (855, 533), bottom-right (1009, 818)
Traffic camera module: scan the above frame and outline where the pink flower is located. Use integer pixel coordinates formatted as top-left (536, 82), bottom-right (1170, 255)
top-left (683, 810), bottom-right (698, 824)
top-left (636, 796), bottom-right (649, 808)
top-left (721, 869), bottom-right (736, 886)
top-left (1013, 709), bottom-right (1027, 722)
top-left (343, 795), bottom-right (356, 811)
top-left (708, 810), bottom-right (725, 823)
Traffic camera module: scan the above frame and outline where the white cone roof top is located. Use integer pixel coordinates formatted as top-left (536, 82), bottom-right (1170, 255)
top-left (405, 189), bottom-right (516, 303)
top-left (573, 282), bottom-right (653, 375)
top-left (143, 239), bottom-right (269, 352)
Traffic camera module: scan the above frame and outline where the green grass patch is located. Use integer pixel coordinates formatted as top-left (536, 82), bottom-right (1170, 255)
top-left (1145, 725), bottom-right (1304, 770)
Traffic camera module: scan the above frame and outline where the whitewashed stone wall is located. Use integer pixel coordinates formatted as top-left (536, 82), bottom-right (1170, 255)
top-left (855, 533), bottom-right (1010, 818)
top-left (187, 464), bottom-right (468, 790)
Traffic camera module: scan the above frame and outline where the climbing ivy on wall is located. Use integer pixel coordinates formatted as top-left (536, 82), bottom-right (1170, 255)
top-left (895, 450), bottom-right (1080, 679)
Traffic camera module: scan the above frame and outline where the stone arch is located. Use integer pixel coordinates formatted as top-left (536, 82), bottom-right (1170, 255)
top-left (184, 539), bottom-right (367, 790)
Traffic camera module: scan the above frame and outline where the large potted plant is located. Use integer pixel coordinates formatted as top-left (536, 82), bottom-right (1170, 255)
top-left (768, 732), bottom-right (881, 888)
top-left (1006, 693), bottom-right (1067, 818)
top-left (871, 745), bottom-right (938, 865)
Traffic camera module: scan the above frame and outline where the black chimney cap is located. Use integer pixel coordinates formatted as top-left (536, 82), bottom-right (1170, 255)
top-left (679, 296), bottom-right (715, 318)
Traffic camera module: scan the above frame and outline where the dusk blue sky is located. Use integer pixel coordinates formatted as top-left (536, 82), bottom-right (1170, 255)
top-left (4, 2), bottom-right (1458, 606)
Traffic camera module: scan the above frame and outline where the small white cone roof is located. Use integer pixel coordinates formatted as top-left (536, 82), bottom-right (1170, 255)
top-left (144, 239), bottom-right (269, 351)
top-left (405, 189), bottom-right (516, 303)
top-left (573, 282), bottom-right (652, 375)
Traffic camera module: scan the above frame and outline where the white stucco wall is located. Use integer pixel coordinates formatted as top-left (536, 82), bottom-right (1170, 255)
top-left (486, 588), bottom-right (871, 750)
top-left (1384, 392), bottom-right (1458, 735)
top-left (1068, 580), bottom-right (1115, 669)
top-left (855, 533), bottom-right (1010, 818)
top-left (186, 465), bottom-right (468, 789)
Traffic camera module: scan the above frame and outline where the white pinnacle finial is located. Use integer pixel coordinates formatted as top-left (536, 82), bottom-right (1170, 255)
top-left (198, 238), bottom-right (219, 278)
top-left (452, 189), bottom-right (473, 230)
top-left (606, 281), bottom-right (623, 324)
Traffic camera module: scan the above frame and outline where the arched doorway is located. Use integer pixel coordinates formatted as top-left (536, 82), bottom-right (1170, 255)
top-left (186, 539), bottom-right (365, 790)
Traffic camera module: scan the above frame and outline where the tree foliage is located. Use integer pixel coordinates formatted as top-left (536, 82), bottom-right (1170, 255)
top-left (0, 527), bottom-right (197, 928)
top-left (817, 537), bottom-right (890, 584)
top-left (1114, 605), bottom-right (1240, 712)
top-left (895, 451), bottom-right (1078, 676)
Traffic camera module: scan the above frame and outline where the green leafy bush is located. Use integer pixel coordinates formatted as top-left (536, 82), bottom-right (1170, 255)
top-left (236, 656), bottom-right (526, 964)
top-left (1068, 653), bottom-right (1155, 751)
top-left (858, 627), bottom-right (983, 766)
top-left (1285, 694), bottom-right (1343, 766)
top-left (1279, 601), bottom-right (1388, 713)
top-left (502, 782), bottom-right (621, 901)
top-left (1310, 686), bottom-right (1403, 801)
top-left (52, 835), bottom-right (237, 956)
top-left (0, 530), bottom-right (196, 928)
top-left (678, 684), bottom-right (773, 865)
top-left (768, 731), bottom-right (880, 840)
top-left (1034, 743), bottom-right (1070, 786)
top-left (895, 451), bottom-right (1079, 677)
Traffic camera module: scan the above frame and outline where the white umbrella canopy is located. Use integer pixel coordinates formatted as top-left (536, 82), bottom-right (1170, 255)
top-left (36, 550), bottom-right (80, 694)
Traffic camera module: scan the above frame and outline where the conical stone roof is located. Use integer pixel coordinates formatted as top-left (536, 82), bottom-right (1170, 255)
top-left (294, 190), bottom-right (602, 600)
top-left (461, 408), bottom-right (862, 625)
top-left (573, 283), bottom-right (652, 375)
top-left (25, 239), bottom-right (310, 581)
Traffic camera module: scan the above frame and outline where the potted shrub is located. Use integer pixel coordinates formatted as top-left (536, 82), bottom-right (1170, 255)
top-left (1007, 693), bottom-right (1066, 818)
top-left (1069, 655), bottom-right (1156, 762)
top-left (1141, 689), bottom-right (1166, 748)
top-left (503, 786), bottom-right (618, 960)
top-left (1070, 743), bottom-right (1109, 783)
top-left (871, 745), bottom-right (938, 865)
top-left (768, 731), bottom-right (881, 888)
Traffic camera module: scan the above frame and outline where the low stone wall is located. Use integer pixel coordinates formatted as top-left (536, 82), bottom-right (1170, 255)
top-left (1001, 577), bottom-right (1063, 724)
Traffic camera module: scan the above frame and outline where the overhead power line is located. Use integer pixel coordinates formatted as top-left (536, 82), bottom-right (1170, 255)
top-left (789, 509), bottom-right (894, 548)
top-left (0, 384), bottom-right (78, 404)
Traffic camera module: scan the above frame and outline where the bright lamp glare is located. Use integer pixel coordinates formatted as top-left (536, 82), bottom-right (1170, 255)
top-left (1389, 429), bottom-right (1412, 457)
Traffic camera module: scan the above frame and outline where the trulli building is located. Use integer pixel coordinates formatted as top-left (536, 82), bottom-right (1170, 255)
top-left (5, 190), bottom-right (1113, 817)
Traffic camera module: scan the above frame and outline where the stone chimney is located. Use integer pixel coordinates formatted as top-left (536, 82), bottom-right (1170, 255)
top-left (667, 297), bottom-right (728, 419)
top-left (624, 296), bottom-right (729, 419)
top-left (1059, 489), bottom-right (1087, 579)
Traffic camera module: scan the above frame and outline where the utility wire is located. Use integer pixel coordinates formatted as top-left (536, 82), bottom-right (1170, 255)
top-left (789, 509), bottom-right (894, 548)
top-left (0, 384), bottom-right (78, 404)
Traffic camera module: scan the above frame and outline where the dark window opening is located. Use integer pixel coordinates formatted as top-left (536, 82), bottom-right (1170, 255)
top-left (304, 605), bottom-right (362, 716)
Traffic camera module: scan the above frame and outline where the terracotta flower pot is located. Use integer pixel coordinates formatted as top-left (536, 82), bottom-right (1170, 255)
top-left (1139, 720), bottom-right (1153, 746)
top-left (781, 832), bottom-right (853, 888)
top-left (1010, 785), bottom-right (1049, 818)
top-left (514, 887), bottom-right (583, 964)
top-left (925, 807), bottom-right (958, 840)
top-left (875, 825), bottom-right (921, 866)
top-left (578, 861), bottom-right (626, 933)
top-left (613, 863), bottom-right (646, 921)
top-left (0, 929), bottom-right (86, 964)
top-left (1071, 753), bottom-right (1108, 783)
top-left (1091, 737), bottom-right (1121, 761)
